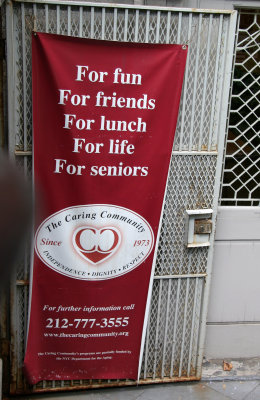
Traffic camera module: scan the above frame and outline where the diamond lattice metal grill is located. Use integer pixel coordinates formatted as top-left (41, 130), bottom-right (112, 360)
top-left (156, 155), bottom-right (216, 276)
top-left (4, 1), bottom-right (236, 394)
top-left (221, 9), bottom-right (260, 206)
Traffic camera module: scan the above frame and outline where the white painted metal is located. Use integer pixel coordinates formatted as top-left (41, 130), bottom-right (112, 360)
top-left (196, 9), bottom-right (237, 376)
top-left (11, 0), bottom-right (234, 13)
top-left (189, 13), bottom-right (202, 151)
top-left (208, 14), bottom-right (223, 151)
top-left (186, 209), bottom-right (213, 215)
top-left (145, 10), bottom-right (149, 43)
top-left (4, 1), bottom-right (237, 393)
top-left (161, 279), bottom-right (171, 376)
top-left (220, 9), bottom-right (260, 206)
top-left (154, 274), bottom-right (206, 279)
top-left (206, 208), bottom-right (260, 358)
top-left (208, 240), bottom-right (260, 322)
top-left (215, 207), bottom-right (260, 240)
top-left (178, 12), bottom-right (192, 151)
top-left (170, 278), bottom-right (181, 378)
top-left (179, 275), bottom-right (190, 377)
top-left (188, 278), bottom-right (199, 376)
top-left (206, 8), bottom-right (260, 361)
top-left (199, 14), bottom-right (212, 150)
top-left (205, 324), bottom-right (260, 359)
top-left (153, 279), bottom-right (163, 379)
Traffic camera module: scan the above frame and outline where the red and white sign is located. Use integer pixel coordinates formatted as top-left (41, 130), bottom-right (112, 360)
top-left (24, 33), bottom-right (187, 384)
top-left (35, 204), bottom-right (154, 279)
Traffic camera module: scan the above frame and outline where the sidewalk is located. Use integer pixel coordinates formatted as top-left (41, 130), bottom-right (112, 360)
top-left (10, 380), bottom-right (260, 400)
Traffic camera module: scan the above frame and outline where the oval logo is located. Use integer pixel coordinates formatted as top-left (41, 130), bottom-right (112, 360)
top-left (73, 226), bottom-right (121, 264)
top-left (35, 204), bottom-right (154, 280)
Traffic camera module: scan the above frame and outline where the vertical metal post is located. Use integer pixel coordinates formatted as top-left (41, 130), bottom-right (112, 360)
top-left (6, 0), bottom-right (16, 158)
top-left (155, 11), bottom-right (160, 43)
top-left (208, 15), bottom-right (223, 150)
top-left (161, 279), bottom-right (171, 377)
top-left (196, 10), bottom-right (237, 376)
top-left (113, 8), bottom-right (117, 41)
top-left (124, 9), bottom-right (128, 42)
top-left (189, 13), bottom-right (202, 151)
top-left (134, 9), bottom-right (138, 42)
top-left (179, 253), bottom-right (192, 376)
top-left (165, 11), bottom-right (170, 44)
top-left (152, 279), bottom-right (162, 379)
top-left (101, 8), bottom-right (105, 40)
top-left (187, 278), bottom-right (198, 376)
top-left (143, 304), bottom-right (151, 379)
top-left (56, 4), bottom-right (60, 34)
top-left (170, 278), bottom-right (180, 377)
top-left (67, 6), bottom-right (71, 36)
top-left (45, 4), bottom-right (48, 32)
top-left (90, 7), bottom-right (94, 39)
top-left (212, 17), bottom-right (229, 148)
top-left (177, 12), bottom-right (182, 44)
top-left (145, 10), bottom-right (149, 43)
top-left (179, 13), bottom-right (192, 151)
top-left (21, 3), bottom-right (27, 152)
top-left (6, 2), bottom-right (18, 392)
top-left (198, 14), bottom-right (212, 150)
top-left (79, 6), bottom-right (83, 37)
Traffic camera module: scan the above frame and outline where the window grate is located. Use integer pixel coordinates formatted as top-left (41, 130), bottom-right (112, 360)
top-left (221, 10), bottom-right (260, 206)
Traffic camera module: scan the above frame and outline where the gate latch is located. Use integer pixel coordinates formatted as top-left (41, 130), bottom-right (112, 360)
top-left (185, 209), bottom-right (213, 248)
top-left (194, 219), bottom-right (212, 234)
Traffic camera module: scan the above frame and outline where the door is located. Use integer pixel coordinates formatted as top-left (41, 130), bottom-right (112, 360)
top-left (4, 1), bottom-right (236, 393)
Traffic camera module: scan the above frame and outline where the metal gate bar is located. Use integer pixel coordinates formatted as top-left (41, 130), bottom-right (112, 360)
top-left (4, 1), bottom-right (237, 394)
top-left (8, 2), bottom-right (234, 153)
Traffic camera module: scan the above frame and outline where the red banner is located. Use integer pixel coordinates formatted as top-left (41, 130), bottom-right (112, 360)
top-left (24, 32), bottom-right (187, 384)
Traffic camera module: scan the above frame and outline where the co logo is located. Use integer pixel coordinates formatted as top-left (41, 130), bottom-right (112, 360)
top-left (73, 226), bottom-right (121, 264)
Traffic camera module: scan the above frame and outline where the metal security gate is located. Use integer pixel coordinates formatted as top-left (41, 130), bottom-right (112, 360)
top-left (3, 2), bottom-right (236, 394)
